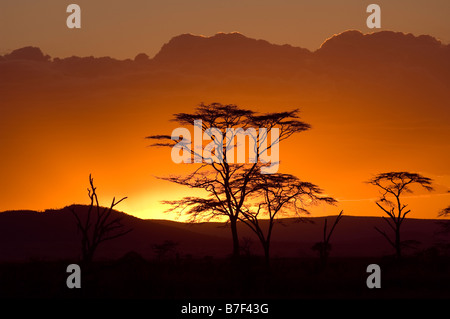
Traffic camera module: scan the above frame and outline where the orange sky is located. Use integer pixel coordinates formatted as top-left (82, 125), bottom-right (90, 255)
top-left (0, 1), bottom-right (449, 220)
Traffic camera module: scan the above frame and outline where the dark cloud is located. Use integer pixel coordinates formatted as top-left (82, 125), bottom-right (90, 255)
top-left (4, 46), bottom-right (50, 62)
top-left (134, 53), bottom-right (150, 62)
top-left (2, 30), bottom-right (449, 81)
top-left (151, 32), bottom-right (311, 73)
top-left (316, 30), bottom-right (449, 68)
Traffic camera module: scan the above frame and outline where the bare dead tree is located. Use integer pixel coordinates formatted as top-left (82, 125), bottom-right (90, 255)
top-left (147, 103), bottom-right (310, 257)
top-left (311, 210), bottom-right (344, 266)
top-left (238, 173), bottom-right (337, 267)
top-left (367, 171), bottom-right (433, 258)
top-left (70, 174), bottom-right (132, 263)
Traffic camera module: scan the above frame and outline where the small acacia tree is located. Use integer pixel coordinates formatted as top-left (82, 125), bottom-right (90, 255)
top-left (436, 205), bottom-right (450, 246)
top-left (367, 171), bottom-right (433, 258)
top-left (439, 206), bottom-right (450, 218)
top-left (239, 172), bottom-right (337, 267)
top-left (70, 174), bottom-right (133, 263)
top-left (152, 240), bottom-right (179, 260)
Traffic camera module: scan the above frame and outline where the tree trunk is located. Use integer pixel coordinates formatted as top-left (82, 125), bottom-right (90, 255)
top-left (263, 242), bottom-right (270, 268)
top-left (320, 245), bottom-right (328, 267)
top-left (83, 248), bottom-right (95, 264)
top-left (395, 227), bottom-right (401, 258)
top-left (230, 217), bottom-right (240, 258)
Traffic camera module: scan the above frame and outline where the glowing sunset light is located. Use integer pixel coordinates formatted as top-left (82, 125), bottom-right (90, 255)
top-left (0, 0), bottom-right (449, 222)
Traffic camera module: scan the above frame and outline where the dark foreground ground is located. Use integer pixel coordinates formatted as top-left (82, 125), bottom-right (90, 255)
top-left (1, 253), bottom-right (449, 300)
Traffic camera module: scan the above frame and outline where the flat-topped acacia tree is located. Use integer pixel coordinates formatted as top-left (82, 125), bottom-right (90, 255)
top-left (367, 171), bottom-right (433, 258)
top-left (437, 205), bottom-right (450, 240)
top-left (439, 206), bottom-right (450, 217)
top-left (238, 172), bottom-right (337, 267)
top-left (147, 103), bottom-right (310, 257)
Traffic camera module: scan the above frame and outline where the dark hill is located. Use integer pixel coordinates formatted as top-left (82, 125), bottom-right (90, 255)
top-left (0, 206), bottom-right (229, 261)
top-left (0, 207), bottom-right (445, 262)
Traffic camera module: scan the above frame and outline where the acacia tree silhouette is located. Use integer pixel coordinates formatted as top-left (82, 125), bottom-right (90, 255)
top-left (239, 172), bottom-right (336, 267)
top-left (152, 240), bottom-right (179, 260)
top-left (437, 206), bottom-right (450, 244)
top-left (367, 171), bottom-right (433, 258)
top-left (147, 103), bottom-right (310, 257)
top-left (70, 174), bottom-right (132, 263)
top-left (439, 206), bottom-right (450, 218)
top-left (311, 210), bottom-right (343, 266)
